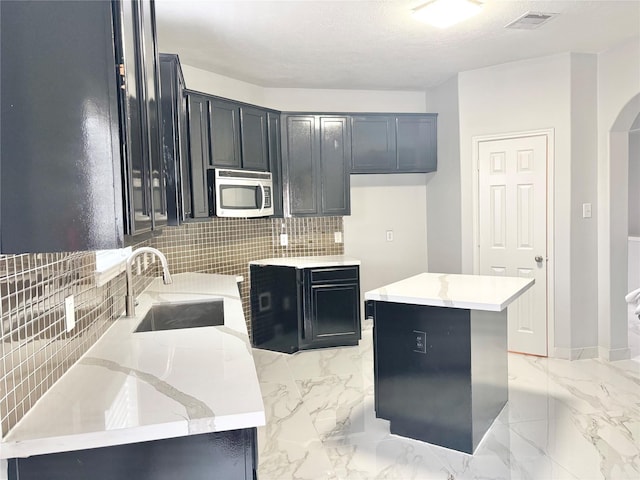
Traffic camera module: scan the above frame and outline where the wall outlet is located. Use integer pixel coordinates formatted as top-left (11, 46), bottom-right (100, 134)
top-left (582, 203), bottom-right (592, 218)
top-left (386, 230), bottom-right (394, 242)
top-left (64, 295), bottom-right (75, 333)
top-left (280, 233), bottom-right (288, 247)
top-left (136, 256), bottom-right (142, 275)
top-left (334, 231), bottom-right (343, 243)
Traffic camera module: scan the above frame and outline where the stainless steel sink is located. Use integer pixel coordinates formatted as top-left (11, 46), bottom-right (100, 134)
top-left (135, 299), bottom-right (224, 332)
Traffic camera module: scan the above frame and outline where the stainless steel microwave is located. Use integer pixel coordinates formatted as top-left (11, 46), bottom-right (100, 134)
top-left (213, 168), bottom-right (274, 218)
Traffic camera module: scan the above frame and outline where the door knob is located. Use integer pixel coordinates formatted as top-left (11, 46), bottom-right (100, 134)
top-left (535, 256), bottom-right (544, 263)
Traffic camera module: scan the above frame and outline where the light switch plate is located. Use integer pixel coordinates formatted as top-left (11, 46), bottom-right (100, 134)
top-left (65, 295), bottom-right (75, 333)
top-left (582, 203), bottom-right (592, 218)
top-left (386, 230), bottom-right (394, 242)
top-left (280, 233), bottom-right (288, 247)
top-left (334, 231), bottom-right (343, 243)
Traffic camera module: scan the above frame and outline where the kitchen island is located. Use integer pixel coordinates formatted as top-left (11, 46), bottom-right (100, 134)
top-left (250, 255), bottom-right (361, 353)
top-left (365, 272), bottom-right (534, 454)
top-left (0, 273), bottom-right (265, 479)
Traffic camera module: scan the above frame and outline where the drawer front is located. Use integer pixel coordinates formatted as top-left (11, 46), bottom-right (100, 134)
top-left (309, 266), bottom-right (359, 284)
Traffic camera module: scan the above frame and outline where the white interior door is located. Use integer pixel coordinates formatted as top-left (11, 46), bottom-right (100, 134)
top-left (478, 135), bottom-right (548, 356)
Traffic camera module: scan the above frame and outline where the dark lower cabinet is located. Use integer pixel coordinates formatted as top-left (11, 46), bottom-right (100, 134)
top-left (8, 428), bottom-right (258, 480)
top-left (251, 264), bottom-right (361, 353)
top-left (371, 300), bottom-right (508, 454)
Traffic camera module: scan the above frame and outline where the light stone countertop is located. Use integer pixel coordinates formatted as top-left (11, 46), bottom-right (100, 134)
top-left (364, 273), bottom-right (535, 312)
top-left (0, 273), bottom-right (265, 459)
top-left (249, 255), bottom-right (360, 269)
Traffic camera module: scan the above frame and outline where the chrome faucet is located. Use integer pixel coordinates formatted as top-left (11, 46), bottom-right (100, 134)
top-left (125, 247), bottom-right (173, 317)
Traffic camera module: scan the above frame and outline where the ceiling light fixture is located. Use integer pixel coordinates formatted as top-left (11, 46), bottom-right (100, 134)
top-left (412, 0), bottom-right (483, 28)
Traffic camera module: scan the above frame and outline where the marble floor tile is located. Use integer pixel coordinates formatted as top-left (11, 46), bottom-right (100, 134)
top-left (253, 317), bottom-right (640, 479)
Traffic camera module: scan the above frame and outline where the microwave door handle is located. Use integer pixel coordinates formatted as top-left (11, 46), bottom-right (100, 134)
top-left (258, 182), bottom-right (266, 212)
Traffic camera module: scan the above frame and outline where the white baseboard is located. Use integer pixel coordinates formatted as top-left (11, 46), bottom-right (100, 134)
top-left (553, 346), bottom-right (599, 360)
top-left (598, 346), bottom-right (631, 361)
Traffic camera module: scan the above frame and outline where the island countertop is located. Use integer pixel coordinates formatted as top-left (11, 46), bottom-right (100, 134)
top-left (364, 272), bottom-right (534, 312)
top-left (0, 273), bottom-right (265, 459)
top-left (250, 255), bottom-right (360, 269)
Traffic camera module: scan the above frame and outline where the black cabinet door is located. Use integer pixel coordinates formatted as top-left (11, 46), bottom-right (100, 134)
top-left (301, 266), bottom-right (361, 349)
top-left (210, 99), bottom-right (241, 168)
top-left (116, 0), bottom-right (152, 236)
top-left (137, 0), bottom-right (167, 229)
top-left (267, 112), bottom-right (284, 217)
top-left (9, 428), bottom-right (258, 480)
top-left (240, 106), bottom-right (269, 171)
top-left (0, 0), bottom-right (124, 253)
top-left (307, 282), bottom-right (360, 346)
top-left (186, 94), bottom-right (212, 218)
top-left (283, 114), bottom-right (350, 217)
top-left (396, 115), bottom-right (437, 172)
top-left (159, 54), bottom-right (190, 224)
top-left (320, 116), bottom-right (351, 216)
top-left (284, 115), bottom-right (319, 215)
top-left (350, 115), bottom-right (396, 173)
top-left (116, 0), bottom-right (165, 235)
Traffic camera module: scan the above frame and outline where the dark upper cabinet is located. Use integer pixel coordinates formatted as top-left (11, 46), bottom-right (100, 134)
top-left (284, 115), bottom-right (318, 215)
top-left (159, 53), bottom-right (190, 224)
top-left (210, 100), bottom-right (269, 171)
top-left (282, 115), bottom-right (351, 217)
top-left (350, 116), bottom-right (396, 172)
top-left (319, 117), bottom-right (351, 215)
top-left (240, 106), bottom-right (269, 171)
top-left (0, 0), bottom-right (124, 253)
top-left (210, 99), bottom-right (241, 168)
top-left (186, 94), bottom-right (212, 219)
top-left (267, 112), bottom-right (284, 217)
top-left (396, 115), bottom-right (437, 172)
top-left (350, 114), bottom-right (438, 174)
top-left (115, 0), bottom-right (166, 236)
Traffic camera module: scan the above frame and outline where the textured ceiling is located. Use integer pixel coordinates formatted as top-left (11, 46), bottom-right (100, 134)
top-left (155, 0), bottom-right (640, 90)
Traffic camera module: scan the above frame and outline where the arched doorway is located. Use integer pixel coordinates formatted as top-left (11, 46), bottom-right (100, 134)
top-left (602, 93), bottom-right (640, 360)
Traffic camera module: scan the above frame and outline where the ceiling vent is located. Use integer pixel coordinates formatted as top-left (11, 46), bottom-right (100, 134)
top-left (505, 11), bottom-right (558, 30)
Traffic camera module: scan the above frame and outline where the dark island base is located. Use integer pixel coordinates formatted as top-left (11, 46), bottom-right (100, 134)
top-left (372, 301), bottom-right (508, 454)
top-left (8, 428), bottom-right (257, 480)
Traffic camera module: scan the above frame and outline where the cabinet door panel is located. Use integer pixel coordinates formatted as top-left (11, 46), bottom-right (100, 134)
top-left (351, 116), bottom-right (396, 172)
top-left (309, 283), bottom-right (360, 341)
top-left (159, 55), bottom-right (189, 224)
top-left (240, 106), bottom-right (268, 171)
top-left (118, 0), bottom-right (153, 235)
top-left (285, 116), bottom-right (318, 215)
top-left (137, 0), bottom-right (166, 228)
top-left (210, 99), bottom-right (241, 168)
top-left (320, 117), bottom-right (350, 216)
top-left (267, 113), bottom-right (284, 217)
top-left (0, 0), bottom-right (123, 252)
top-left (396, 115), bottom-right (437, 172)
top-left (187, 95), bottom-right (211, 218)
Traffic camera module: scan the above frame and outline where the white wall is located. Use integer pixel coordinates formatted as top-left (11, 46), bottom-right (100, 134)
top-left (569, 53), bottom-right (599, 354)
top-left (263, 89), bottom-right (427, 113)
top-left (181, 64), bottom-right (428, 113)
top-left (425, 75), bottom-right (461, 273)
top-left (344, 174), bottom-right (428, 298)
top-left (597, 37), bottom-right (640, 360)
top-left (458, 53), bottom-right (573, 357)
top-left (181, 64), bottom-right (266, 106)
top-left (628, 130), bottom-right (640, 235)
